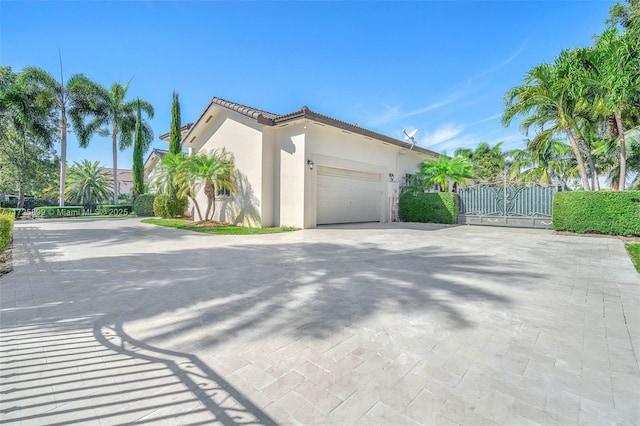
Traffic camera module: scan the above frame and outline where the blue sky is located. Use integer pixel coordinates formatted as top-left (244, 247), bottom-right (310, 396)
top-left (1, 1), bottom-right (615, 169)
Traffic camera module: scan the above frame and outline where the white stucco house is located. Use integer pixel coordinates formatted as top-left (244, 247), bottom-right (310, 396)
top-left (144, 148), bottom-right (169, 178)
top-left (168, 97), bottom-right (439, 228)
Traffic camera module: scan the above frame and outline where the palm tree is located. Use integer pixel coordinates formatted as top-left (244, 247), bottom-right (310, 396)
top-left (65, 160), bottom-right (113, 208)
top-left (508, 131), bottom-right (577, 188)
top-left (594, 130), bottom-right (640, 189)
top-left (179, 149), bottom-right (235, 222)
top-left (554, 48), bottom-right (602, 190)
top-left (454, 142), bottom-right (506, 181)
top-left (157, 152), bottom-right (198, 217)
top-left (20, 66), bottom-right (105, 206)
top-left (502, 62), bottom-right (592, 190)
top-left (0, 67), bottom-right (55, 207)
top-left (158, 150), bottom-right (236, 222)
top-left (78, 81), bottom-right (154, 204)
top-left (590, 27), bottom-right (640, 189)
top-left (417, 154), bottom-right (474, 192)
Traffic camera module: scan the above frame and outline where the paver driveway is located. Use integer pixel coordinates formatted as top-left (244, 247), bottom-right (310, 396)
top-left (1, 218), bottom-right (638, 425)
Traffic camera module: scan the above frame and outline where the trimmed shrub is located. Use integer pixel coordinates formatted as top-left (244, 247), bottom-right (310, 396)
top-left (1, 199), bottom-right (56, 209)
top-left (399, 192), bottom-right (458, 224)
top-left (133, 194), bottom-right (156, 217)
top-left (0, 214), bottom-right (15, 252)
top-left (33, 206), bottom-right (83, 218)
top-left (153, 194), bottom-right (169, 218)
top-left (553, 191), bottom-right (640, 236)
top-left (96, 204), bottom-right (133, 215)
top-left (0, 208), bottom-right (25, 218)
top-left (24, 198), bottom-right (57, 210)
top-left (165, 196), bottom-right (188, 218)
top-left (0, 200), bottom-right (17, 208)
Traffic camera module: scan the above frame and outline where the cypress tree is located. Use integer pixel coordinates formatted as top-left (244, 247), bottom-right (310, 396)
top-left (132, 99), bottom-right (144, 198)
top-left (169, 91), bottom-right (181, 155)
top-left (166, 91), bottom-right (183, 216)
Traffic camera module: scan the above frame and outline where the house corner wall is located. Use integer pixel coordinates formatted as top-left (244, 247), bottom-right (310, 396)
top-left (261, 129), bottom-right (277, 227)
top-left (277, 124), bottom-right (307, 229)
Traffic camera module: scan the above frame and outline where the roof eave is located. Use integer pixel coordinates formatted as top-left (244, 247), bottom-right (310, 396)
top-left (275, 109), bottom-right (439, 157)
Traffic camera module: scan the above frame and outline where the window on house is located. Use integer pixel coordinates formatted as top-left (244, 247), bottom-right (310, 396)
top-left (217, 187), bottom-right (230, 197)
top-left (405, 173), bottom-right (415, 184)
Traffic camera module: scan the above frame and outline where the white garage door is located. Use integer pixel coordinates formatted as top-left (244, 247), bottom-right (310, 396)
top-left (317, 166), bottom-right (382, 224)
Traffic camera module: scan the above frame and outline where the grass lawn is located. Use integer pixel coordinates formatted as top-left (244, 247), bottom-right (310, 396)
top-left (626, 242), bottom-right (640, 273)
top-left (141, 218), bottom-right (298, 235)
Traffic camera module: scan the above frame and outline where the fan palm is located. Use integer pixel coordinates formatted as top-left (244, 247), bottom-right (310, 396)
top-left (20, 67), bottom-right (105, 206)
top-left (78, 81), bottom-right (154, 204)
top-left (417, 154), bottom-right (474, 192)
top-left (65, 160), bottom-right (113, 207)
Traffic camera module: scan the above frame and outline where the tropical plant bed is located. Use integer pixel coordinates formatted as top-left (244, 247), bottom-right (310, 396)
top-left (141, 218), bottom-right (298, 235)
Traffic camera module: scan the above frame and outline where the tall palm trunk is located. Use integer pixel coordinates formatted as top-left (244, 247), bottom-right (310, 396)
top-left (112, 125), bottom-right (118, 204)
top-left (18, 134), bottom-right (27, 209)
top-left (203, 183), bottom-right (215, 222)
top-left (59, 110), bottom-right (67, 206)
top-left (615, 111), bottom-right (627, 190)
top-left (577, 136), bottom-right (600, 191)
top-left (190, 196), bottom-right (203, 222)
top-left (564, 127), bottom-right (591, 190)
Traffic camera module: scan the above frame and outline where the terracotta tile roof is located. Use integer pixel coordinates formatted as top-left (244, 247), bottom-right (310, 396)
top-left (150, 148), bottom-right (169, 158)
top-left (159, 123), bottom-right (194, 141)
top-left (181, 96), bottom-right (440, 158)
top-left (210, 97), bottom-right (279, 121)
top-left (143, 149), bottom-right (169, 171)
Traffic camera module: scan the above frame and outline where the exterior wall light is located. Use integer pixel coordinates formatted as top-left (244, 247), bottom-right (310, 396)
top-left (389, 173), bottom-right (395, 181)
top-left (307, 159), bottom-right (315, 170)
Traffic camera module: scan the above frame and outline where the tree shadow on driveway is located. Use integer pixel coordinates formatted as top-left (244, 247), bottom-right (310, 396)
top-left (0, 221), bottom-right (548, 424)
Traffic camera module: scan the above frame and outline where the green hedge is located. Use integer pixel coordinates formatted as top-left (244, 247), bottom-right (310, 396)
top-left (133, 194), bottom-right (156, 217)
top-left (0, 208), bottom-right (25, 218)
top-left (33, 206), bottom-right (83, 218)
top-left (96, 204), bottom-right (133, 215)
top-left (0, 214), bottom-right (15, 252)
top-left (399, 192), bottom-right (458, 224)
top-left (553, 191), bottom-right (640, 236)
top-left (165, 196), bottom-right (188, 217)
top-left (153, 194), bottom-right (169, 217)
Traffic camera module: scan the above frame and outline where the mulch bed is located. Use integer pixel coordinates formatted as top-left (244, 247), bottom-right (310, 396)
top-left (182, 219), bottom-right (231, 228)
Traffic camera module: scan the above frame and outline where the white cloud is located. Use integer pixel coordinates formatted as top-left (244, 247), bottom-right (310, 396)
top-left (467, 36), bottom-right (531, 81)
top-left (366, 91), bottom-right (465, 126)
top-left (429, 135), bottom-right (479, 153)
top-left (418, 124), bottom-right (464, 147)
top-left (404, 99), bottom-right (454, 118)
top-left (468, 113), bottom-right (502, 127)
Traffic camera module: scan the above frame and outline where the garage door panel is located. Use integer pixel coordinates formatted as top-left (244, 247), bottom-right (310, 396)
top-left (317, 167), bottom-right (382, 225)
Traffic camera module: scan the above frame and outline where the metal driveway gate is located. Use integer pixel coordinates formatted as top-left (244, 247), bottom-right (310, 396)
top-left (458, 183), bottom-right (560, 229)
